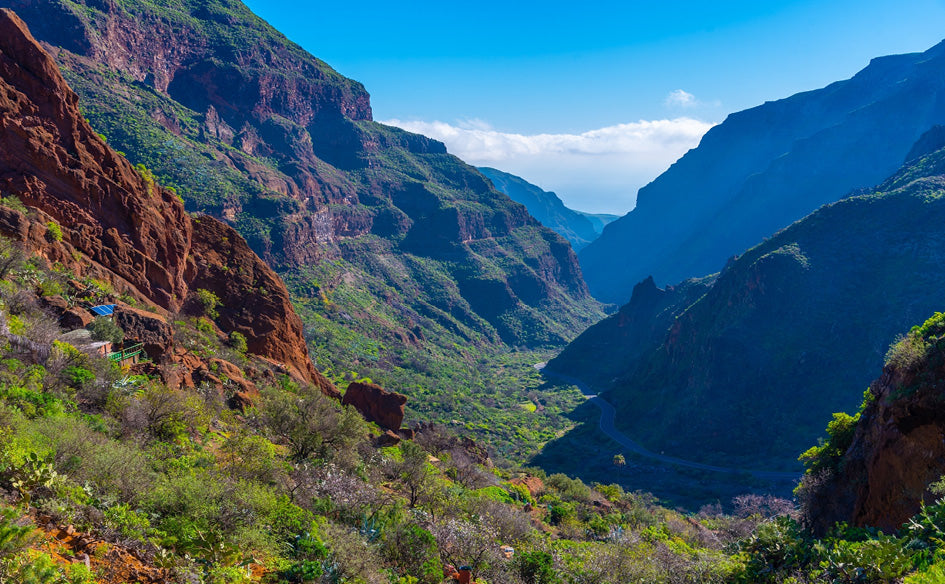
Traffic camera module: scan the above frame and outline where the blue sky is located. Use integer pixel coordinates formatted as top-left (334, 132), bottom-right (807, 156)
top-left (245, 0), bottom-right (945, 213)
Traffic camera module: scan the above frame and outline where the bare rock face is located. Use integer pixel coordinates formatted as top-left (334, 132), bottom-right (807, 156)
top-left (0, 8), bottom-right (331, 390)
top-left (342, 381), bottom-right (407, 430)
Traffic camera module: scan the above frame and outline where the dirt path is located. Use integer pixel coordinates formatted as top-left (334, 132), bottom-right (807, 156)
top-left (537, 364), bottom-right (801, 481)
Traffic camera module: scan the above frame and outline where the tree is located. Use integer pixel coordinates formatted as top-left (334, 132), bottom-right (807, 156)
top-left (88, 317), bottom-right (124, 345)
top-left (382, 523), bottom-right (441, 584)
top-left (394, 441), bottom-right (435, 509)
top-left (261, 385), bottom-right (366, 463)
top-left (430, 518), bottom-right (500, 582)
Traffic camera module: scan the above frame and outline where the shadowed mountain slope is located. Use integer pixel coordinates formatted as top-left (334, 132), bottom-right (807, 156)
top-left (580, 38), bottom-right (945, 303)
top-left (554, 135), bottom-right (945, 470)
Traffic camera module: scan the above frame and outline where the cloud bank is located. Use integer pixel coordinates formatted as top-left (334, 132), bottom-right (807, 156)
top-left (381, 117), bottom-right (715, 214)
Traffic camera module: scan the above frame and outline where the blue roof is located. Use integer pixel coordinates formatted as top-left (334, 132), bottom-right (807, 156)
top-left (89, 304), bottom-right (117, 316)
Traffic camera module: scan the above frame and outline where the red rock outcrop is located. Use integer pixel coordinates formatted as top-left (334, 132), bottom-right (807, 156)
top-left (803, 337), bottom-right (945, 534)
top-left (342, 381), bottom-right (407, 430)
top-left (0, 8), bottom-right (331, 389)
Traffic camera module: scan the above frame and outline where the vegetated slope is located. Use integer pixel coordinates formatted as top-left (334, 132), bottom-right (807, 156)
top-left (0, 7), bottom-right (328, 390)
top-left (556, 135), bottom-right (945, 471)
top-left (580, 38), bottom-right (945, 303)
top-left (478, 167), bottom-right (599, 250)
top-left (800, 311), bottom-right (945, 535)
top-left (2, 0), bottom-right (600, 354)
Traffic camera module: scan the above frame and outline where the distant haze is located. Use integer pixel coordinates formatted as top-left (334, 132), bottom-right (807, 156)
top-left (384, 117), bottom-right (714, 214)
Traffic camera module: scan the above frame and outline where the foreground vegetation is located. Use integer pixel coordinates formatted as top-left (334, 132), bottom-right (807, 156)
top-left (1, 235), bottom-right (945, 583)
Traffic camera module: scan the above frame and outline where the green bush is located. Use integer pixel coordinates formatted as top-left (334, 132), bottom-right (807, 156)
top-left (88, 317), bottom-right (124, 345)
top-left (44, 222), bottom-right (62, 243)
top-left (545, 473), bottom-right (591, 502)
top-left (196, 289), bottom-right (221, 319)
top-left (228, 331), bottom-right (248, 354)
top-left (382, 523), bottom-right (440, 584)
top-left (736, 516), bottom-right (811, 583)
top-left (515, 550), bottom-right (558, 584)
top-left (798, 411), bottom-right (859, 474)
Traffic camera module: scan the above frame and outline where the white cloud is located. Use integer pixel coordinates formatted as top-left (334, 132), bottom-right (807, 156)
top-left (665, 89), bottom-right (698, 108)
top-left (381, 117), bottom-right (715, 214)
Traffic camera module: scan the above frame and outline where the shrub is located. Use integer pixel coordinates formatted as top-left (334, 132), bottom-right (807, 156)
top-left (382, 523), bottom-right (441, 584)
top-left (737, 516), bottom-right (811, 582)
top-left (228, 331), bottom-right (248, 354)
top-left (0, 195), bottom-right (28, 214)
top-left (88, 317), bottom-right (124, 345)
top-left (798, 412), bottom-right (859, 474)
top-left (515, 550), bottom-right (558, 584)
top-left (44, 221), bottom-right (62, 243)
top-left (196, 289), bottom-right (221, 319)
top-left (545, 473), bottom-right (591, 502)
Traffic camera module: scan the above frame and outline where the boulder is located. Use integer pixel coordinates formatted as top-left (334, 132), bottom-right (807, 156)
top-left (113, 305), bottom-right (173, 360)
top-left (342, 381), bottom-right (406, 430)
top-left (60, 307), bottom-right (93, 329)
top-left (375, 430), bottom-right (401, 447)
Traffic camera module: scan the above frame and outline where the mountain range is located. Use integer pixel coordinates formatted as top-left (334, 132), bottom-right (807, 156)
top-left (5, 1), bottom-right (945, 580)
top-left (2, 0), bottom-right (600, 351)
top-left (579, 39), bottom-right (945, 304)
top-left (552, 128), bottom-right (945, 470)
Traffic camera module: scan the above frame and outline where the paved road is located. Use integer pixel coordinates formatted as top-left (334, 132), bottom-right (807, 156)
top-left (537, 364), bottom-right (801, 481)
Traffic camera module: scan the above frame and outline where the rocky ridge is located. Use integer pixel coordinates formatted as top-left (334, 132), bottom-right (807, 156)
top-left (0, 7), bottom-right (328, 390)
top-left (802, 312), bottom-right (945, 535)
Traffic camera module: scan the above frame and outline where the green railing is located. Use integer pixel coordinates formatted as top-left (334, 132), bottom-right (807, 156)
top-left (108, 342), bottom-right (144, 363)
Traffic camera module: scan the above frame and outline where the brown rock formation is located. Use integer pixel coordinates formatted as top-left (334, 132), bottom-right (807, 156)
top-left (511, 476), bottom-right (545, 498)
top-left (0, 8), bottom-right (331, 389)
top-left (342, 381), bottom-right (407, 430)
top-left (803, 354), bottom-right (945, 535)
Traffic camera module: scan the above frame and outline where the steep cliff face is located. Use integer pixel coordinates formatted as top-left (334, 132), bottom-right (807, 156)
top-left (0, 8), bottom-right (324, 386)
top-left (801, 313), bottom-right (945, 535)
top-left (0, 0), bottom-right (599, 351)
top-left (554, 140), bottom-right (945, 470)
top-left (580, 39), bottom-right (945, 303)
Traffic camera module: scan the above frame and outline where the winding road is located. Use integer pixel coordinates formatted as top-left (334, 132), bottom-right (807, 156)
top-left (537, 365), bottom-right (801, 481)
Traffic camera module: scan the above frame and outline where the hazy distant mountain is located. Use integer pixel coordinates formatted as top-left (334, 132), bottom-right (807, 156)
top-left (580, 39), bottom-right (945, 303)
top-left (478, 167), bottom-right (600, 250)
top-left (575, 211), bottom-right (620, 235)
top-left (552, 133), bottom-right (945, 469)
